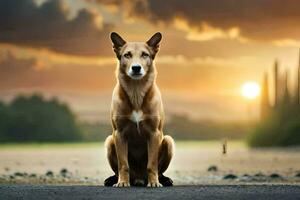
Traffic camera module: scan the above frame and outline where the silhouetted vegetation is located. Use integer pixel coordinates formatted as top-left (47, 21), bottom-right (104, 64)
top-left (165, 115), bottom-right (251, 140)
top-left (0, 94), bottom-right (81, 142)
top-left (79, 122), bottom-right (111, 141)
top-left (249, 107), bottom-right (300, 147)
top-left (0, 94), bottom-right (252, 143)
top-left (79, 115), bottom-right (251, 142)
top-left (248, 52), bottom-right (300, 147)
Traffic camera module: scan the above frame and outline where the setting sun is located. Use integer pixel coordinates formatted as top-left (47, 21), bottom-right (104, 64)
top-left (241, 82), bottom-right (260, 99)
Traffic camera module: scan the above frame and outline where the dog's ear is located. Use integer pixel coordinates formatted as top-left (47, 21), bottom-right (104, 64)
top-left (110, 32), bottom-right (126, 59)
top-left (146, 32), bottom-right (162, 59)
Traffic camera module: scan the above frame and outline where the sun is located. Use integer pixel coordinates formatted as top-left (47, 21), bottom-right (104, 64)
top-left (241, 82), bottom-right (260, 99)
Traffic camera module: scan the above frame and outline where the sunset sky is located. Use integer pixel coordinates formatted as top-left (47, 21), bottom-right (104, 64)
top-left (1, 0), bottom-right (300, 122)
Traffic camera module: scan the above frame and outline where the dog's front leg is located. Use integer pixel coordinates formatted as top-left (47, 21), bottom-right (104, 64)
top-left (147, 131), bottom-right (163, 187)
top-left (113, 131), bottom-right (130, 187)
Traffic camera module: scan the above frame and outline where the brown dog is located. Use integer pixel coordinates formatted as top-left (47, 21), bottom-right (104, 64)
top-left (104, 32), bottom-right (174, 187)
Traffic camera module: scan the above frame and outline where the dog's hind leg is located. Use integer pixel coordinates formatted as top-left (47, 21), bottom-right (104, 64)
top-left (158, 135), bottom-right (174, 174)
top-left (104, 135), bottom-right (118, 186)
top-left (158, 135), bottom-right (175, 186)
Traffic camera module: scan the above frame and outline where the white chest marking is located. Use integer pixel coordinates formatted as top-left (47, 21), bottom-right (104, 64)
top-left (130, 110), bottom-right (143, 123)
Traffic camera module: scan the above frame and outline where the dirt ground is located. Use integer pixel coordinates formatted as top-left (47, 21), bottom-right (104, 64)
top-left (0, 141), bottom-right (300, 185)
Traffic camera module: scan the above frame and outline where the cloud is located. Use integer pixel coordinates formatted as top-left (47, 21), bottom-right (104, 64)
top-left (0, 51), bottom-right (37, 74)
top-left (272, 39), bottom-right (300, 47)
top-left (0, 49), bottom-right (117, 91)
top-left (0, 51), bottom-right (42, 88)
top-left (93, 0), bottom-right (300, 43)
top-left (0, 0), bottom-right (113, 56)
top-left (173, 18), bottom-right (242, 41)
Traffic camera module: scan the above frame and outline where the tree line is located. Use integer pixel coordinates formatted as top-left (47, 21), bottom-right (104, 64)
top-left (0, 94), bottom-right (82, 142)
top-left (248, 50), bottom-right (300, 146)
top-left (0, 94), bottom-right (251, 143)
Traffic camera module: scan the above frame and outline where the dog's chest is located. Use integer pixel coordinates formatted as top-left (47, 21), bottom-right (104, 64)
top-left (130, 110), bottom-right (144, 123)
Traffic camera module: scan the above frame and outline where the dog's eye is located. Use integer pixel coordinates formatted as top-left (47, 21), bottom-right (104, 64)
top-left (124, 52), bottom-right (132, 59)
top-left (141, 52), bottom-right (149, 58)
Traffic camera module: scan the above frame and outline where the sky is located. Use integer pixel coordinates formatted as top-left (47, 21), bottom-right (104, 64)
top-left (0, 0), bottom-right (300, 122)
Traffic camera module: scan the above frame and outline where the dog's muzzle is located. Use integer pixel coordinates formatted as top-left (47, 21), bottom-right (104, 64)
top-left (128, 65), bottom-right (144, 79)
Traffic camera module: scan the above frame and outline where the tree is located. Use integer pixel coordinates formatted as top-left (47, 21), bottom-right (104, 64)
top-left (283, 70), bottom-right (291, 104)
top-left (260, 72), bottom-right (270, 119)
top-left (296, 50), bottom-right (300, 105)
top-left (250, 55), bottom-right (300, 147)
top-left (0, 102), bottom-right (9, 141)
top-left (0, 94), bottom-right (82, 142)
top-left (274, 60), bottom-right (279, 107)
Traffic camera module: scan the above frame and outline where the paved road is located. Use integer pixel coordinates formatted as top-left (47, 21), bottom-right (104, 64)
top-left (1, 185), bottom-right (300, 200)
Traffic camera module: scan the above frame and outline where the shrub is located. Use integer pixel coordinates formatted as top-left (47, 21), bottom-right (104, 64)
top-left (248, 110), bottom-right (300, 147)
top-left (0, 94), bottom-right (81, 142)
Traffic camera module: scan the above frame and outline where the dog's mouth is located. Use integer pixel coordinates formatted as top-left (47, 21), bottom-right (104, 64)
top-left (129, 73), bottom-right (144, 79)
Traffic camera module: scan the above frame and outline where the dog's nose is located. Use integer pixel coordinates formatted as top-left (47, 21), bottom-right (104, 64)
top-left (132, 65), bottom-right (141, 73)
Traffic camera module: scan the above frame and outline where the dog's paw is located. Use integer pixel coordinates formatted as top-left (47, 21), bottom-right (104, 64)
top-left (159, 175), bottom-right (173, 187)
top-left (113, 181), bottom-right (130, 187)
top-left (104, 175), bottom-right (118, 187)
top-left (147, 181), bottom-right (162, 187)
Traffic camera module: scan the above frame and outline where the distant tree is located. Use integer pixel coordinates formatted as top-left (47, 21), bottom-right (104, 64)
top-left (274, 60), bottom-right (280, 107)
top-left (283, 70), bottom-right (291, 105)
top-left (297, 54), bottom-right (300, 105)
top-left (0, 102), bottom-right (9, 141)
top-left (260, 72), bottom-right (270, 119)
top-left (0, 94), bottom-right (81, 142)
top-left (250, 55), bottom-right (300, 147)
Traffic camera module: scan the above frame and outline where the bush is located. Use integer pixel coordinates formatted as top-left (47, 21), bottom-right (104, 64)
top-left (248, 110), bottom-right (300, 147)
top-left (281, 118), bottom-right (300, 145)
top-left (0, 94), bottom-right (81, 142)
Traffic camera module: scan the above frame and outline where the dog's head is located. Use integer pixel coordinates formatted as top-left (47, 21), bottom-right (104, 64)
top-left (110, 32), bottom-right (162, 80)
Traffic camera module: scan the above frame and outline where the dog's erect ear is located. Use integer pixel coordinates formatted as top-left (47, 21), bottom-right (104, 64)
top-left (146, 32), bottom-right (162, 58)
top-left (147, 32), bottom-right (162, 47)
top-left (110, 32), bottom-right (126, 59)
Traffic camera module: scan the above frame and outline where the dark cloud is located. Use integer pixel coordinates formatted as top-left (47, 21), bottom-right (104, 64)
top-left (0, 0), bottom-right (113, 56)
top-left (86, 0), bottom-right (122, 5)
top-left (99, 0), bottom-right (300, 41)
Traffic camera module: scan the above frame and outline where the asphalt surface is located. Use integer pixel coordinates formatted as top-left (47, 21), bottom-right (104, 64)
top-left (1, 185), bottom-right (300, 200)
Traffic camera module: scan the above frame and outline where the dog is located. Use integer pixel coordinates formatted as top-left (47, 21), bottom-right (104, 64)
top-left (104, 32), bottom-right (175, 187)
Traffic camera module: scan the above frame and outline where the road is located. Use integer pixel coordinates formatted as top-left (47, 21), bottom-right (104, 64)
top-left (1, 185), bottom-right (300, 200)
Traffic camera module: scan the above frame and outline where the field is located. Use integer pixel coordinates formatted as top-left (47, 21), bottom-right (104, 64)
top-left (0, 140), bottom-right (300, 185)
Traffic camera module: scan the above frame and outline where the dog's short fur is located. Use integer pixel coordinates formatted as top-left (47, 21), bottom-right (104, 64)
top-left (104, 32), bottom-right (174, 187)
